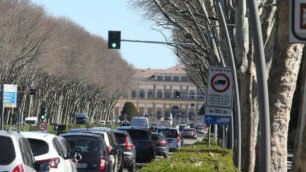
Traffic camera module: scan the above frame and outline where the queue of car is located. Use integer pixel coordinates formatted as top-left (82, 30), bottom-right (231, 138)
top-left (0, 116), bottom-right (206, 172)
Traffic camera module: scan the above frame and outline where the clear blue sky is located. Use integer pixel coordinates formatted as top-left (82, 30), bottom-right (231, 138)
top-left (31, 0), bottom-right (178, 69)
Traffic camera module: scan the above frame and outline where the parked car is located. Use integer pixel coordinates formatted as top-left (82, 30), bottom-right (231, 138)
top-left (157, 127), bottom-right (183, 151)
top-left (178, 124), bottom-right (190, 133)
top-left (181, 128), bottom-right (197, 139)
top-left (151, 132), bottom-right (169, 158)
top-left (113, 130), bottom-right (136, 172)
top-left (21, 131), bottom-right (77, 172)
top-left (117, 126), bottom-right (155, 163)
top-left (0, 131), bottom-right (38, 172)
top-left (61, 132), bottom-right (112, 172)
top-left (130, 117), bottom-right (149, 128)
top-left (84, 127), bottom-right (123, 172)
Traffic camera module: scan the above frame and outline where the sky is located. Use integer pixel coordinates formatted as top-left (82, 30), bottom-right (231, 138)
top-left (31, 0), bottom-right (178, 69)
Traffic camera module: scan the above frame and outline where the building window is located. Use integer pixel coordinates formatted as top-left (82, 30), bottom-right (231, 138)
top-left (165, 91), bottom-right (171, 99)
top-left (173, 91), bottom-right (180, 99)
top-left (173, 76), bottom-right (180, 81)
top-left (165, 76), bottom-right (172, 81)
top-left (139, 89), bottom-right (145, 98)
top-left (147, 89), bottom-right (154, 98)
top-left (157, 75), bottom-right (163, 81)
top-left (131, 90), bottom-right (136, 98)
top-left (157, 90), bottom-right (163, 98)
top-left (189, 91), bottom-right (195, 99)
top-left (181, 76), bottom-right (188, 82)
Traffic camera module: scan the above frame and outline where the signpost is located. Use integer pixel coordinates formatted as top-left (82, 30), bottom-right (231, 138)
top-left (207, 67), bottom-right (233, 108)
top-left (1, 84), bottom-right (17, 130)
top-left (38, 121), bottom-right (48, 131)
top-left (205, 106), bottom-right (232, 125)
top-left (290, 0), bottom-right (306, 42)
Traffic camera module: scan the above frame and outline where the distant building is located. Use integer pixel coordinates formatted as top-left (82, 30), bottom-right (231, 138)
top-left (113, 65), bottom-right (206, 124)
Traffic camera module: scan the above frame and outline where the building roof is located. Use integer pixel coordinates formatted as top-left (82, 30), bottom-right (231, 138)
top-left (133, 65), bottom-right (186, 79)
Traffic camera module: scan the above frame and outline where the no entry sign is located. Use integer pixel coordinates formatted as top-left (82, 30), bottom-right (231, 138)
top-left (207, 67), bottom-right (233, 108)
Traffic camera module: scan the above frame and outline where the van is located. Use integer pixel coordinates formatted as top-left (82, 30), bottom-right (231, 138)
top-left (130, 117), bottom-right (149, 128)
top-left (25, 117), bottom-right (38, 126)
top-left (74, 112), bottom-right (88, 125)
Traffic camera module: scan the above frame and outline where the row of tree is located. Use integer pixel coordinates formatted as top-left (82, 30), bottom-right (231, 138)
top-left (130, 0), bottom-right (305, 172)
top-left (1, 0), bottom-right (134, 125)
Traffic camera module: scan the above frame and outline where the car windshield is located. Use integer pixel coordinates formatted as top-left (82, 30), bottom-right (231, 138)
top-left (0, 136), bottom-right (15, 165)
top-left (27, 138), bottom-right (49, 156)
top-left (157, 129), bottom-right (177, 138)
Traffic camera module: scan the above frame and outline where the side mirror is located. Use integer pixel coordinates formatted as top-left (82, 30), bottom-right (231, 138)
top-left (75, 153), bottom-right (82, 161)
top-left (66, 150), bottom-right (77, 159)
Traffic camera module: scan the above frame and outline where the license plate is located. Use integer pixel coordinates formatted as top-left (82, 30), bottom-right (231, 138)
top-left (77, 163), bottom-right (88, 168)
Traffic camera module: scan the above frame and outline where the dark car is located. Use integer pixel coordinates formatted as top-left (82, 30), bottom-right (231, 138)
top-left (151, 132), bottom-right (169, 158)
top-left (117, 126), bottom-right (155, 163)
top-left (61, 133), bottom-right (112, 172)
top-left (182, 128), bottom-right (197, 139)
top-left (113, 130), bottom-right (136, 172)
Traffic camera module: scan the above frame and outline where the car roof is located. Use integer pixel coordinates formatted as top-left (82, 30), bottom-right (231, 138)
top-left (0, 130), bottom-right (23, 138)
top-left (60, 132), bottom-right (103, 138)
top-left (21, 131), bottom-right (56, 141)
top-left (117, 126), bottom-right (150, 131)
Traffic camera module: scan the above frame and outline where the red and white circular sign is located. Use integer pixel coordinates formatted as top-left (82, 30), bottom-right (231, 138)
top-left (38, 122), bottom-right (48, 131)
top-left (210, 73), bottom-right (230, 93)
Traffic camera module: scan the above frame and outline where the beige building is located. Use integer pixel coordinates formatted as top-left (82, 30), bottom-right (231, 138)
top-left (114, 65), bottom-right (206, 123)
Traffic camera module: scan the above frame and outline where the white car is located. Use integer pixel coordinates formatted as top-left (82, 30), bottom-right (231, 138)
top-left (21, 132), bottom-right (77, 172)
top-left (157, 127), bottom-right (183, 151)
top-left (0, 131), bottom-right (37, 172)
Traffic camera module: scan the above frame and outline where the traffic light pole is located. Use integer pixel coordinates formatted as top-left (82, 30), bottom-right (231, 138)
top-left (121, 39), bottom-right (195, 46)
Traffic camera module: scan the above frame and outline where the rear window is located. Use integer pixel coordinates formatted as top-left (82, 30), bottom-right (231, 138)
top-left (126, 129), bottom-right (149, 140)
top-left (151, 134), bottom-right (161, 141)
top-left (27, 139), bottom-right (49, 156)
top-left (130, 119), bottom-right (149, 128)
top-left (63, 136), bottom-right (101, 153)
top-left (157, 129), bottom-right (177, 138)
top-left (114, 133), bottom-right (125, 144)
top-left (0, 136), bottom-right (16, 165)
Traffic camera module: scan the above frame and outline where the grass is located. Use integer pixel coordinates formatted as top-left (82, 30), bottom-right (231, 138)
top-left (138, 142), bottom-right (238, 172)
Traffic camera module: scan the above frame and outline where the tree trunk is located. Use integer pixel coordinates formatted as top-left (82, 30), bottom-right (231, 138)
top-left (269, 1), bottom-right (304, 172)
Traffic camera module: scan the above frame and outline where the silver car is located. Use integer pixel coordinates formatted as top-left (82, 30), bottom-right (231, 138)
top-left (0, 131), bottom-right (37, 172)
top-left (157, 127), bottom-right (182, 151)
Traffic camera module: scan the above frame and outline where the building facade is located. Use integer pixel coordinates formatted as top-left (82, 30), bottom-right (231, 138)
top-left (114, 65), bottom-right (206, 124)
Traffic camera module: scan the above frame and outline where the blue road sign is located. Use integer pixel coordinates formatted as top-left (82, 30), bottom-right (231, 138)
top-left (3, 84), bottom-right (17, 108)
top-left (205, 115), bottom-right (232, 125)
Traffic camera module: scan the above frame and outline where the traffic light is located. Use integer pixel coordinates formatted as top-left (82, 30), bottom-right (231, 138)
top-left (40, 106), bottom-right (47, 121)
top-left (108, 31), bottom-right (121, 49)
top-left (175, 91), bottom-right (180, 98)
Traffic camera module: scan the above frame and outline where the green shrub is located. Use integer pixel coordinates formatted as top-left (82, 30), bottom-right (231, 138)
top-left (138, 144), bottom-right (238, 172)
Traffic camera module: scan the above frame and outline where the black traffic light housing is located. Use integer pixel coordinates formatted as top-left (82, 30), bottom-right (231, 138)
top-left (39, 106), bottom-right (47, 121)
top-left (108, 31), bottom-right (121, 49)
top-left (29, 88), bottom-right (35, 95)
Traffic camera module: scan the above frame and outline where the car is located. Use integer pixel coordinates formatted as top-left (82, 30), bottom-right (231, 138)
top-left (181, 128), bottom-right (197, 139)
top-left (157, 127), bottom-right (183, 151)
top-left (84, 127), bottom-right (123, 172)
top-left (195, 124), bottom-right (207, 135)
top-left (21, 131), bottom-right (77, 172)
top-left (117, 126), bottom-right (155, 163)
top-left (61, 132), bottom-right (112, 172)
top-left (151, 132), bottom-right (169, 158)
top-left (113, 130), bottom-right (136, 172)
top-left (130, 117), bottom-right (149, 128)
top-left (178, 124), bottom-right (190, 133)
top-left (0, 131), bottom-right (38, 172)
